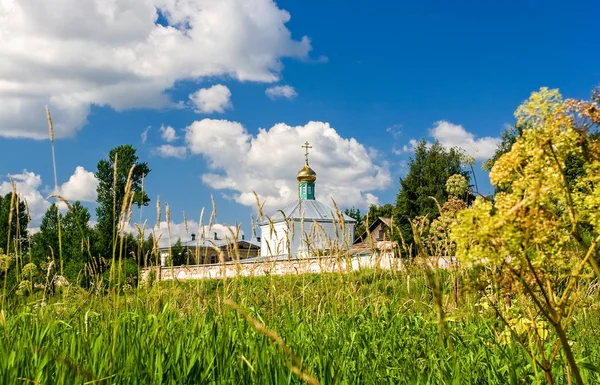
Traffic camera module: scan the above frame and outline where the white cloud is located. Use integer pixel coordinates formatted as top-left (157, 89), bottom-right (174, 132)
top-left (386, 124), bottom-right (402, 139)
top-left (397, 121), bottom-right (500, 160)
top-left (189, 84), bottom-right (232, 114)
top-left (393, 139), bottom-right (420, 155)
top-left (152, 144), bottom-right (187, 159)
top-left (59, 166), bottom-right (98, 202)
top-left (141, 126), bottom-right (150, 144)
top-left (0, 0), bottom-right (311, 139)
top-left (265, 85), bottom-right (297, 100)
top-left (159, 125), bottom-right (178, 142)
top-left (184, 119), bottom-right (391, 211)
top-left (0, 170), bottom-right (50, 225)
top-left (429, 121), bottom-right (500, 160)
top-left (0, 167), bottom-right (97, 228)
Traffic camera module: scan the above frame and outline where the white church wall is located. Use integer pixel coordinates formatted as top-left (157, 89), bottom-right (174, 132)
top-left (261, 220), bottom-right (355, 257)
top-left (260, 222), bottom-right (291, 257)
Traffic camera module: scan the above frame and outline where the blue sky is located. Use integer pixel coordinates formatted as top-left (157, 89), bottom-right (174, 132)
top-left (0, 0), bottom-right (599, 240)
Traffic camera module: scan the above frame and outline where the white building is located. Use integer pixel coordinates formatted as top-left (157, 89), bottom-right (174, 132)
top-left (259, 142), bottom-right (356, 258)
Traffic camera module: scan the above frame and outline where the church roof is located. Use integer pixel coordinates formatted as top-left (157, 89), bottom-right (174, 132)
top-left (262, 199), bottom-right (357, 225)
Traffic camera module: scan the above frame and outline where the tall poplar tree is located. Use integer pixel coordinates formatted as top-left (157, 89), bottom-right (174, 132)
top-left (94, 145), bottom-right (150, 258)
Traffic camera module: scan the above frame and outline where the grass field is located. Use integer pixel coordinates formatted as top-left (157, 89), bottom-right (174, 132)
top-left (1, 268), bottom-right (599, 384)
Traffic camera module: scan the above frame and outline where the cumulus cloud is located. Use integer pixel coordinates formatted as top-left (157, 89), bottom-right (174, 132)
top-left (184, 119), bottom-right (391, 211)
top-left (59, 166), bottom-right (99, 202)
top-left (0, 171), bottom-right (50, 225)
top-left (0, 167), bottom-right (97, 227)
top-left (152, 144), bottom-right (187, 159)
top-left (265, 85), bottom-right (297, 100)
top-left (398, 121), bottom-right (500, 160)
top-left (429, 121), bottom-right (500, 160)
top-left (159, 125), bottom-right (178, 142)
top-left (0, 0), bottom-right (312, 139)
top-left (189, 84), bottom-right (232, 114)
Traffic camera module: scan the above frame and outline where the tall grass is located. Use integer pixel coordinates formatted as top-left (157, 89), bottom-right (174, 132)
top-left (1, 271), bottom-right (599, 384)
top-left (1, 107), bottom-right (600, 384)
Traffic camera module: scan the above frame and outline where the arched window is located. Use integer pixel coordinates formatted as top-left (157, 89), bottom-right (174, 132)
top-left (308, 186), bottom-right (312, 194)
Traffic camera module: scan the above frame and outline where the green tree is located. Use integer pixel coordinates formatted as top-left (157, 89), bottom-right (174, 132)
top-left (394, 140), bottom-right (469, 246)
top-left (344, 207), bottom-right (364, 239)
top-left (30, 204), bottom-right (61, 266)
top-left (62, 202), bottom-right (93, 282)
top-left (351, 203), bottom-right (396, 240)
top-left (168, 238), bottom-right (187, 266)
top-left (0, 193), bottom-right (29, 255)
top-left (365, 203), bottom-right (394, 223)
top-left (140, 233), bottom-right (157, 267)
top-left (95, 145), bottom-right (150, 259)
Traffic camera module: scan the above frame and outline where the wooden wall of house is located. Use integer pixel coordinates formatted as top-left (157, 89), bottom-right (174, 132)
top-left (358, 222), bottom-right (390, 245)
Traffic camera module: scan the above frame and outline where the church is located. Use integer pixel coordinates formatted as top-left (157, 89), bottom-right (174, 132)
top-left (259, 142), bottom-right (356, 258)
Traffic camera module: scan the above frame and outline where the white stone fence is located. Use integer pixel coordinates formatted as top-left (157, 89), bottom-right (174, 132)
top-left (140, 254), bottom-right (403, 282)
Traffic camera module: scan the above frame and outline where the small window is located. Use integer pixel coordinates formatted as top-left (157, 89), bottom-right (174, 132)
top-left (308, 186), bottom-right (312, 194)
top-left (378, 230), bottom-right (384, 240)
top-left (302, 185), bottom-right (306, 194)
top-left (210, 255), bottom-right (217, 264)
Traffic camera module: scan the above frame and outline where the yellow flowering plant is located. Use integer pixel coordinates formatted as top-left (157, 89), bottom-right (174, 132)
top-left (451, 87), bottom-right (600, 385)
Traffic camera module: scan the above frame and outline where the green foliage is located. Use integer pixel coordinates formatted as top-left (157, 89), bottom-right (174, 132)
top-left (1, 271), bottom-right (599, 384)
top-left (120, 257), bottom-right (139, 286)
top-left (30, 204), bottom-right (61, 266)
top-left (395, 140), bottom-right (469, 246)
top-left (95, 145), bottom-right (150, 259)
top-left (0, 193), bottom-right (29, 254)
top-left (61, 202), bottom-right (93, 283)
top-left (140, 233), bottom-right (158, 267)
top-left (344, 207), bottom-right (364, 238)
top-left (167, 238), bottom-right (187, 266)
top-left (451, 87), bottom-right (600, 385)
top-left (365, 203), bottom-right (394, 222)
top-left (348, 204), bottom-right (396, 240)
top-left (30, 202), bottom-right (93, 284)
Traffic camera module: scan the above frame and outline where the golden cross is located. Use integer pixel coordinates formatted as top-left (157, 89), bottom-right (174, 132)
top-left (302, 141), bottom-right (312, 164)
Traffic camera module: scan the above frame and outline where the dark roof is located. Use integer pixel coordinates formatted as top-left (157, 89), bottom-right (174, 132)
top-left (159, 238), bottom-right (260, 251)
top-left (353, 217), bottom-right (392, 244)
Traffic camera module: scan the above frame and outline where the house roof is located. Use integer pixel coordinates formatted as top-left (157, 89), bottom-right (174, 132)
top-left (262, 198), bottom-right (357, 225)
top-left (159, 238), bottom-right (260, 251)
top-left (353, 217), bottom-right (392, 244)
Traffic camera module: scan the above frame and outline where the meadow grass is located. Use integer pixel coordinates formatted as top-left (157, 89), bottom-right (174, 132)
top-left (2, 105), bottom-right (599, 384)
top-left (1, 269), bottom-right (599, 384)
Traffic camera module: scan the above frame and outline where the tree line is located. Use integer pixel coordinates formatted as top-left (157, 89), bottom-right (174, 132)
top-left (1, 145), bottom-right (152, 288)
top-left (345, 140), bottom-right (478, 247)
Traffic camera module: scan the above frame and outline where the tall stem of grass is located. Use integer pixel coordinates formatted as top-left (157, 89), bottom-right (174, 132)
top-left (46, 107), bottom-right (64, 280)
